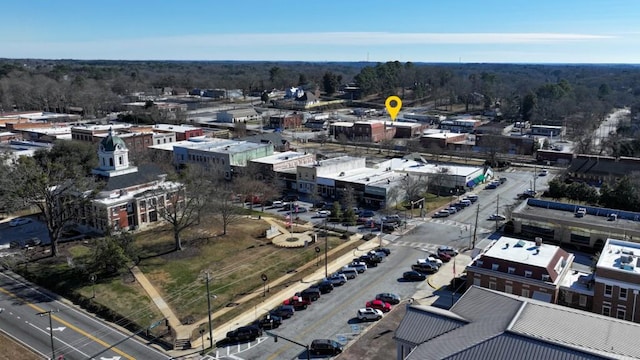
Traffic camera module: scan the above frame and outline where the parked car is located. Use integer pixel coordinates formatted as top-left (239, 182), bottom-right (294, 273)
top-left (9, 217), bottom-right (32, 227)
top-left (382, 214), bottom-right (403, 223)
top-left (417, 257), bottom-right (442, 267)
top-left (432, 210), bottom-right (450, 218)
top-left (485, 183), bottom-right (498, 190)
top-left (283, 194), bottom-right (299, 202)
top-left (339, 267), bottom-right (359, 279)
top-left (253, 314), bottom-right (282, 330)
top-left (349, 261), bottom-right (368, 273)
top-left (25, 237), bottom-right (41, 247)
top-left (310, 339), bottom-right (343, 356)
top-left (316, 210), bottom-right (331, 217)
top-left (499, 177), bottom-right (508, 184)
top-left (314, 201), bottom-right (328, 209)
top-left (438, 246), bottom-right (459, 257)
top-left (294, 207), bottom-right (308, 213)
top-left (411, 262), bottom-right (439, 274)
top-left (375, 293), bottom-right (401, 305)
top-left (575, 208), bottom-right (587, 218)
top-left (271, 200), bottom-right (284, 208)
top-left (357, 307), bottom-right (383, 321)
top-left (446, 206), bottom-right (458, 214)
top-left (488, 213), bottom-right (506, 221)
top-left (431, 251), bottom-right (451, 262)
top-left (359, 210), bottom-right (376, 218)
top-left (311, 280), bottom-right (334, 294)
top-left (226, 325), bottom-right (263, 343)
top-left (464, 194), bottom-right (479, 203)
top-left (403, 270), bottom-right (427, 281)
top-left (539, 169), bottom-right (549, 176)
top-left (283, 295), bottom-right (311, 310)
top-left (374, 247), bottom-right (391, 256)
top-left (365, 299), bottom-right (392, 313)
top-left (297, 288), bottom-right (321, 302)
top-left (419, 256), bottom-right (443, 267)
top-left (270, 305), bottom-right (295, 319)
top-left (327, 273), bottom-right (347, 286)
top-left (359, 253), bottom-right (382, 267)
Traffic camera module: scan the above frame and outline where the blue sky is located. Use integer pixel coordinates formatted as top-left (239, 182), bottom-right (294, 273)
top-left (2, 0), bottom-right (639, 63)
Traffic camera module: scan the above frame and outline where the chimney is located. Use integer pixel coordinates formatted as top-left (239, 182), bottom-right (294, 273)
top-left (535, 237), bottom-right (542, 247)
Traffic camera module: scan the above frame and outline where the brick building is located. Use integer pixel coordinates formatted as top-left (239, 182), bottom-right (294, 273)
top-left (465, 236), bottom-right (574, 303)
top-left (268, 113), bottom-right (303, 130)
top-left (592, 238), bottom-right (640, 323)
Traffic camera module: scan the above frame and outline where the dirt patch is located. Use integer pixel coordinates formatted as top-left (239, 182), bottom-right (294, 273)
top-left (0, 332), bottom-right (41, 360)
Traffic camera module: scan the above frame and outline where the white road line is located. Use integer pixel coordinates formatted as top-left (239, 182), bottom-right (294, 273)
top-left (27, 321), bottom-right (92, 359)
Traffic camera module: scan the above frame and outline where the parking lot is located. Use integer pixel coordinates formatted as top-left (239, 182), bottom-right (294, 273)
top-left (0, 215), bottom-right (50, 250)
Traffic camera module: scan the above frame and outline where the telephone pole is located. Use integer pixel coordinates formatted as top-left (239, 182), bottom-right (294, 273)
top-left (472, 202), bottom-right (480, 249)
top-left (36, 309), bottom-right (59, 360)
top-left (205, 271), bottom-right (214, 350)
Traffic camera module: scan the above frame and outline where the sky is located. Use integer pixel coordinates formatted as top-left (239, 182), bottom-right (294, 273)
top-left (2, 0), bottom-right (640, 63)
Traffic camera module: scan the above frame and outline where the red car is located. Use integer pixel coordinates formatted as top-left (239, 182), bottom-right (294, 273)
top-left (283, 296), bottom-right (311, 310)
top-left (365, 299), bottom-right (391, 313)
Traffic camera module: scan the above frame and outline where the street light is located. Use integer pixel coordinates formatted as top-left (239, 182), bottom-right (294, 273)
top-left (36, 309), bottom-right (60, 359)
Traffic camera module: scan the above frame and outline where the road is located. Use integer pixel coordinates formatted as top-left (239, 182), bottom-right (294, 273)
top-left (593, 108), bottom-right (629, 152)
top-left (0, 272), bottom-right (170, 360)
top-left (212, 245), bottom-right (428, 360)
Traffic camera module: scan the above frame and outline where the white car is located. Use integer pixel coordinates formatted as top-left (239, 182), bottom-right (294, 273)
top-left (488, 214), bottom-right (506, 221)
top-left (539, 169), bottom-right (549, 176)
top-left (417, 258), bottom-right (442, 268)
top-left (316, 210), bottom-right (331, 217)
top-left (9, 218), bottom-right (32, 227)
top-left (357, 308), bottom-right (383, 321)
top-left (272, 200), bottom-right (284, 208)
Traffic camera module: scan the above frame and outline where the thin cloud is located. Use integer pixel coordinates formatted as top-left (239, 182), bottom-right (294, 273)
top-left (141, 32), bottom-right (615, 47)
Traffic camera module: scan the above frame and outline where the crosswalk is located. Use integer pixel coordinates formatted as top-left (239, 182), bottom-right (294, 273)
top-left (425, 218), bottom-right (492, 233)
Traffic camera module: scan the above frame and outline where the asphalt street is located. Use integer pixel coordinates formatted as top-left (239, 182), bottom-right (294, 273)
top-left (0, 272), bottom-right (171, 360)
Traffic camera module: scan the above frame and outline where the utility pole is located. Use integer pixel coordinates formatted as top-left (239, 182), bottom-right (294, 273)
top-left (205, 271), bottom-right (214, 350)
top-left (495, 194), bottom-right (499, 232)
top-left (324, 218), bottom-right (328, 278)
top-left (36, 309), bottom-right (59, 360)
top-left (472, 202), bottom-right (480, 249)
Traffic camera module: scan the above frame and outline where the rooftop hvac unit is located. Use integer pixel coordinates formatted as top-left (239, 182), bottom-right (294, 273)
top-left (620, 255), bottom-right (634, 264)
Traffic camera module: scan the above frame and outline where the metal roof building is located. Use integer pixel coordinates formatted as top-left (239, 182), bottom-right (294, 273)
top-left (395, 286), bottom-right (640, 360)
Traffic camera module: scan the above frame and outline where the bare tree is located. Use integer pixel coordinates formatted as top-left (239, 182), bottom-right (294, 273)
top-left (430, 167), bottom-right (450, 197)
top-left (147, 165), bottom-right (211, 251)
top-left (4, 156), bottom-right (97, 256)
top-left (210, 180), bottom-right (245, 235)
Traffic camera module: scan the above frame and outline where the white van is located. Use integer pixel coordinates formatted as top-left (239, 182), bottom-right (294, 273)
top-left (460, 199), bottom-right (472, 207)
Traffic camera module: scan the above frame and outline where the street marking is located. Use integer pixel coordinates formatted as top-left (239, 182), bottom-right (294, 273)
top-left (0, 286), bottom-right (135, 360)
top-left (101, 357), bottom-right (122, 360)
top-left (47, 326), bottom-right (67, 332)
top-left (27, 321), bottom-right (92, 359)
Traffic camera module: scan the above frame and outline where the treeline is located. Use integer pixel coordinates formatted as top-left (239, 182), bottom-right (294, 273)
top-left (2, 58), bottom-right (640, 156)
top-left (546, 177), bottom-right (640, 211)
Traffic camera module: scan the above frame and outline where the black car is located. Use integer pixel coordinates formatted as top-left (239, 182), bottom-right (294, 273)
top-left (253, 314), bottom-right (282, 330)
top-left (270, 305), bottom-right (295, 319)
top-left (403, 271), bottom-right (427, 281)
top-left (374, 247), bottom-right (391, 256)
top-left (375, 292), bottom-right (401, 305)
top-left (359, 254), bottom-right (381, 267)
top-left (226, 325), bottom-right (263, 343)
top-left (310, 339), bottom-right (343, 356)
top-left (297, 287), bottom-right (321, 301)
top-left (311, 280), bottom-right (334, 294)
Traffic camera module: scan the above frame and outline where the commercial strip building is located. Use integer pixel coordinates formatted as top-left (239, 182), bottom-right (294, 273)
top-left (394, 286), bottom-right (640, 360)
top-left (510, 198), bottom-right (640, 250)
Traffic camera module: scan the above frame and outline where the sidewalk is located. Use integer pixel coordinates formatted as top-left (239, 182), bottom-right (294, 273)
top-left (128, 218), bottom-right (385, 358)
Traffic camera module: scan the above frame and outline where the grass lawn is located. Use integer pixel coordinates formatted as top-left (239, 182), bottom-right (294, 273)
top-left (19, 212), bottom-right (361, 338)
top-left (0, 332), bottom-right (41, 360)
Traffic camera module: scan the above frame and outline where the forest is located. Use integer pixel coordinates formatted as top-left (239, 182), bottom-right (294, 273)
top-left (2, 59), bottom-right (640, 156)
